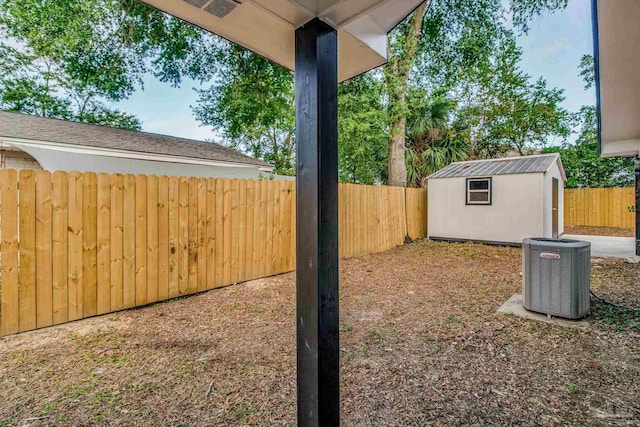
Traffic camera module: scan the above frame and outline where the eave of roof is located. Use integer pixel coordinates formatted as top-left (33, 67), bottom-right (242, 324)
top-left (591, 0), bottom-right (640, 158)
top-left (138, 0), bottom-right (425, 82)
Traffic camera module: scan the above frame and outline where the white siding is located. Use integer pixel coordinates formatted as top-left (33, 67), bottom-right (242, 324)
top-left (428, 173), bottom-right (545, 244)
top-left (15, 144), bottom-right (281, 180)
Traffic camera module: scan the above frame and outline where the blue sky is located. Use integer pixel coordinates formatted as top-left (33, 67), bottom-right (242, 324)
top-left (516, 0), bottom-right (595, 116)
top-left (116, 0), bottom-right (595, 146)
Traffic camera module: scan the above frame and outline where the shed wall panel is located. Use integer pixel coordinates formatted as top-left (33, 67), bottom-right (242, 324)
top-left (428, 174), bottom-right (545, 244)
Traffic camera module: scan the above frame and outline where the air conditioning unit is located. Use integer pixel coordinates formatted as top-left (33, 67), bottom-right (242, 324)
top-left (522, 238), bottom-right (591, 319)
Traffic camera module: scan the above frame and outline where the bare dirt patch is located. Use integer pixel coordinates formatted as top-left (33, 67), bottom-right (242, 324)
top-left (0, 241), bottom-right (638, 426)
top-left (565, 225), bottom-right (635, 238)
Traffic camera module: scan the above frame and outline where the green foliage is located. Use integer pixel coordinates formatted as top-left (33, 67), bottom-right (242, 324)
top-left (385, 0), bottom-right (571, 184)
top-left (338, 74), bottom-right (388, 184)
top-left (190, 47), bottom-right (389, 181)
top-left (542, 53), bottom-right (634, 189)
top-left (507, 0), bottom-right (568, 33)
top-left (454, 33), bottom-right (571, 158)
top-left (0, 0), bottom-right (212, 128)
top-left (0, 0), bottom-right (573, 177)
top-left (193, 46), bottom-right (390, 182)
top-left (405, 90), bottom-right (470, 187)
top-left (193, 44), bottom-right (296, 175)
top-left (591, 300), bottom-right (640, 333)
top-left (0, 42), bottom-right (141, 129)
top-left (412, 0), bottom-right (504, 88)
top-left (578, 54), bottom-right (595, 90)
top-left (543, 106), bottom-right (634, 188)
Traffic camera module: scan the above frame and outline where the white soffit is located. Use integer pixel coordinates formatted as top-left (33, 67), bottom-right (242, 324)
top-left (594, 0), bottom-right (640, 157)
top-left (139, 0), bottom-right (424, 81)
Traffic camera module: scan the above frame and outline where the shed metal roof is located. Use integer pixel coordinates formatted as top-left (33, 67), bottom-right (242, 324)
top-left (0, 111), bottom-right (272, 168)
top-left (428, 153), bottom-right (564, 180)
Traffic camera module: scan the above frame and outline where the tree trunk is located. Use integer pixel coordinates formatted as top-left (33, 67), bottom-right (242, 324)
top-left (384, 1), bottom-right (428, 187)
top-left (388, 90), bottom-right (408, 186)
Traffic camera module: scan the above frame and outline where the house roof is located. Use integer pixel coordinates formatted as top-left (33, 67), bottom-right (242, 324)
top-left (0, 111), bottom-right (271, 168)
top-left (428, 153), bottom-right (565, 180)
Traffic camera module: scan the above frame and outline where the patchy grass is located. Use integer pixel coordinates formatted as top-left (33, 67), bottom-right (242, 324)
top-left (0, 241), bottom-right (638, 426)
top-left (590, 258), bottom-right (640, 332)
top-left (565, 225), bottom-right (635, 237)
top-left (591, 302), bottom-right (640, 333)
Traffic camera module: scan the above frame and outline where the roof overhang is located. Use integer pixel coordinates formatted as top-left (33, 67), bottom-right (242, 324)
top-left (139, 0), bottom-right (424, 82)
top-left (592, 0), bottom-right (640, 158)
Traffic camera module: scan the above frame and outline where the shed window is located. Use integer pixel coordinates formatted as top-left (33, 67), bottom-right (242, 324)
top-left (466, 178), bottom-right (492, 205)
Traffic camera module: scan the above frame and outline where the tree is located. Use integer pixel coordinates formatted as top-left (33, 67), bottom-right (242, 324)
top-left (578, 54), bottom-right (595, 90)
top-left (0, 0), bottom-right (571, 178)
top-left (338, 74), bottom-right (388, 184)
top-left (542, 53), bottom-right (635, 188)
top-left (384, 2), bottom-right (428, 187)
top-left (544, 106), bottom-right (634, 188)
top-left (192, 44), bottom-right (392, 181)
top-left (453, 33), bottom-right (571, 158)
top-left (193, 44), bottom-right (296, 175)
top-left (405, 90), bottom-right (470, 187)
top-left (507, 0), bottom-right (568, 33)
top-left (383, 0), bottom-right (569, 185)
top-left (0, 0), bottom-right (213, 128)
top-left (0, 44), bottom-right (141, 129)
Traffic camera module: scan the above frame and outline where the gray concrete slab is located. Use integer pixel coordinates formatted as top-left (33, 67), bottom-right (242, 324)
top-left (562, 234), bottom-right (636, 259)
top-left (497, 294), bottom-right (590, 330)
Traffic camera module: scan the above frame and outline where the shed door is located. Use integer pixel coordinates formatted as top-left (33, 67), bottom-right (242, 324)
top-left (552, 178), bottom-right (559, 238)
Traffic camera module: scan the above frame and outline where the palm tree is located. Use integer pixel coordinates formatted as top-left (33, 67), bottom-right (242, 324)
top-left (406, 93), bottom-right (471, 187)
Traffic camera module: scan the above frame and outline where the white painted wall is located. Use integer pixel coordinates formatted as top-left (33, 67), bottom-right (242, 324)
top-left (13, 144), bottom-right (290, 180)
top-left (428, 173), bottom-right (545, 244)
top-left (543, 161), bottom-right (565, 237)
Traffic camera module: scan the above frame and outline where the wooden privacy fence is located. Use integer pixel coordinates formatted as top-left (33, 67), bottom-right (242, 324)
top-left (0, 169), bottom-right (427, 336)
top-left (564, 187), bottom-right (636, 228)
top-left (405, 187), bottom-right (428, 240)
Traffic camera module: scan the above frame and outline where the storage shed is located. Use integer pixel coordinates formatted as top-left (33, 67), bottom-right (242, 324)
top-left (427, 153), bottom-right (566, 246)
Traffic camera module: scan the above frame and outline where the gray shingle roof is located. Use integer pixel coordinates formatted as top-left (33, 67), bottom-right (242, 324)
top-left (0, 111), bottom-right (272, 168)
top-left (428, 153), bottom-right (562, 179)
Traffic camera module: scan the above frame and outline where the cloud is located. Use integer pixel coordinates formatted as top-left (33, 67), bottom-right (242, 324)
top-left (528, 38), bottom-right (570, 60)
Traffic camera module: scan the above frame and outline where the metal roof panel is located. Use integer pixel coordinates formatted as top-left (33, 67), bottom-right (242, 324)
top-left (428, 154), bottom-right (561, 179)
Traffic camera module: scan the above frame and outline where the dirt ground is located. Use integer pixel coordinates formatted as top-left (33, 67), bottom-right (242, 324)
top-left (565, 225), bottom-right (635, 238)
top-left (0, 241), bottom-right (638, 426)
